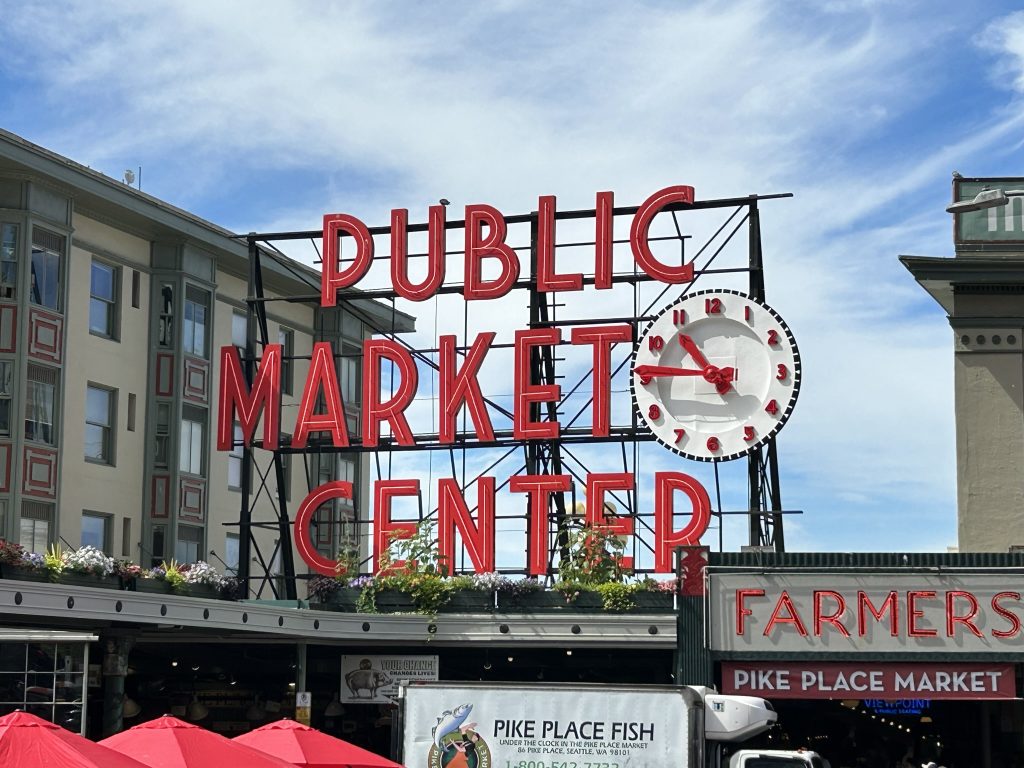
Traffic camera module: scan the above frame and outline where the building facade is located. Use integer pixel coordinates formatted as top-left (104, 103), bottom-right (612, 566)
top-left (0, 128), bottom-right (411, 592)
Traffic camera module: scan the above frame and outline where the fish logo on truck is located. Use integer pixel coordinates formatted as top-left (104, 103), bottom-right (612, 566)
top-left (344, 658), bottom-right (393, 699)
top-left (427, 702), bottom-right (491, 768)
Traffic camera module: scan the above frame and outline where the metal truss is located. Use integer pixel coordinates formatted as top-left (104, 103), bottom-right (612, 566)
top-left (233, 192), bottom-right (793, 594)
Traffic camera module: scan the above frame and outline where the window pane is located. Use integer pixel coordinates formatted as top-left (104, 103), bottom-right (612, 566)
top-left (25, 373), bottom-right (55, 445)
top-left (84, 424), bottom-right (107, 461)
top-left (179, 422), bottom-right (191, 473)
top-left (225, 534), bottom-right (239, 575)
top-left (29, 248), bottom-right (60, 310)
top-left (232, 312), bottom-right (246, 348)
top-left (90, 263), bottom-right (114, 300)
top-left (190, 421), bottom-right (203, 474)
top-left (1, 224), bottom-right (17, 299)
top-left (85, 387), bottom-right (110, 425)
top-left (81, 515), bottom-right (107, 551)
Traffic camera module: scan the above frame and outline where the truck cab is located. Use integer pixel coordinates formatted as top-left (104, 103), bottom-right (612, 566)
top-left (728, 749), bottom-right (831, 768)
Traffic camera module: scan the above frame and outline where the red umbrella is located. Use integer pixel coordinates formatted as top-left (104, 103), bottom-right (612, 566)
top-left (234, 718), bottom-right (404, 768)
top-left (0, 710), bottom-right (153, 768)
top-left (100, 715), bottom-right (299, 768)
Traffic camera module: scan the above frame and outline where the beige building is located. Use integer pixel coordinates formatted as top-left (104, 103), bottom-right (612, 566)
top-left (902, 176), bottom-right (1024, 552)
top-left (0, 129), bottom-right (411, 595)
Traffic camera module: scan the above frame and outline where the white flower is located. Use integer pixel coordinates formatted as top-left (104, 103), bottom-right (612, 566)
top-left (62, 546), bottom-right (115, 576)
top-left (184, 561), bottom-right (222, 586)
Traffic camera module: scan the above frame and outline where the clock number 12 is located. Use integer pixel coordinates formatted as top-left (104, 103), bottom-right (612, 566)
top-left (705, 297), bottom-right (723, 315)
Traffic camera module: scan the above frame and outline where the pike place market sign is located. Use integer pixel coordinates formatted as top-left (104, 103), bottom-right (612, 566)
top-left (709, 572), bottom-right (1024, 653)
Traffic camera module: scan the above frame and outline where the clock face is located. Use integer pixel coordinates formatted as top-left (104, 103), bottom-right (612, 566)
top-left (631, 289), bottom-right (801, 462)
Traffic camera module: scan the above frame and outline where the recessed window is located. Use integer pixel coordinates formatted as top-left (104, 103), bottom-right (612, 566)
top-left (154, 403), bottom-right (170, 468)
top-left (0, 223), bottom-right (18, 299)
top-left (228, 422), bottom-right (243, 490)
top-left (179, 407), bottom-right (205, 476)
top-left (81, 512), bottom-right (112, 553)
top-left (20, 501), bottom-right (53, 554)
top-left (85, 384), bottom-right (115, 464)
top-left (158, 283), bottom-right (174, 348)
top-left (0, 360), bottom-right (12, 438)
top-left (30, 228), bottom-right (64, 312)
top-left (183, 286), bottom-right (209, 357)
top-left (279, 327), bottom-right (294, 395)
top-left (225, 533), bottom-right (240, 576)
top-left (232, 311), bottom-right (247, 350)
top-left (25, 363), bottom-right (58, 445)
top-left (89, 260), bottom-right (118, 339)
top-left (175, 525), bottom-right (203, 564)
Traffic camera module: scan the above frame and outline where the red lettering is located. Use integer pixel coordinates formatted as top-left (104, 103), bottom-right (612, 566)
top-left (991, 591), bottom-right (1022, 639)
top-left (390, 206), bottom-right (446, 301)
top-left (509, 474), bottom-right (571, 576)
top-left (629, 186), bottom-right (696, 284)
top-left (907, 590), bottom-right (938, 637)
top-left (536, 195), bottom-right (583, 292)
top-left (570, 324), bottom-right (632, 437)
top-left (362, 339), bottom-right (417, 447)
top-left (513, 328), bottom-right (561, 440)
top-left (813, 590), bottom-right (850, 637)
top-left (585, 473), bottom-right (635, 570)
top-left (294, 481), bottom-right (353, 576)
top-left (437, 477), bottom-right (496, 574)
top-left (321, 213), bottom-right (374, 307)
top-left (653, 472), bottom-right (711, 572)
top-left (439, 332), bottom-right (495, 443)
top-left (763, 591), bottom-right (808, 637)
top-left (292, 342), bottom-right (350, 449)
top-left (594, 191), bottom-right (614, 290)
top-left (372, 479), bottom-right (419, 573)
top-left (736, 589), bottom-right (765, 636)
top-left (946, 590), bottom-right (983, 638)
top-left (857, 590), bottom-right (898, 637)
top-left (217, 344), bottom-right (280, 451)
top-left (464, 204), bottom-right (520, 300)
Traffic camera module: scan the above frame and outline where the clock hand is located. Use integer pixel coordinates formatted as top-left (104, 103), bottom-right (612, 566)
top-left (634, 364), bottom-right (705, 385)
top-left (678, 334), bottom-right (709, 368)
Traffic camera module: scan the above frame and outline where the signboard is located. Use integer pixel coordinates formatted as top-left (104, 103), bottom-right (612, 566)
top-left (402, 683), bottom-right (692, 768)
top-left (341, 655), bottom-right (438, 703)
top-left (709, 571), bottom-right (1024, 653)
top-left (954, 178), bottom-right (1024, 244)
top-left (722, 662), bottom-right (1016, 700)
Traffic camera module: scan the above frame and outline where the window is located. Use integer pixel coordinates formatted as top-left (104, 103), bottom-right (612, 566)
top-left (0, 360), bottom-right (11, 438)
top-left (0, 223), bottom-right (17, 299)
top-left (84, 385), bottom-right (115, 464)
top-left (179, 407), bottom-right (205, 475)
top-left (30, 228), bottom-right (64, 311)
top-left (154, 403), bottom-right (170, 468)
top-left (151, 525), bottom-right (166, 568)
top-left (340, 342), bottom-right (360, 405)
top-left (227, 422), bottom-right (243, 490)
top-left (81, 512), bottom-right (111, 553)
top-left (25, 364), bottom-right (57, 445)
top-left (224, 533), bottom-right (239, 576)
top-left (88, 260), bottom-right (118, 338)
top-left (175, 525), bottom-right (203, 563)
top-left (279, 451), bottom-right (291, 502)
top-left (158, 283), bottom-right (174, 348)
top-left (279, 327), bottom-right (294, 395)
top-left (127, 393), bottom-right (136, 432)
top-left (131, 269), bottom-right (140, 309)
top-left (20, 502), bottom-right (53, 554)
top-left (0, 500), bottom-right (7, 539)
top-left (182, 286), bottom-right (208, 357)
top-left (232, 311), bottom-right (247, 350)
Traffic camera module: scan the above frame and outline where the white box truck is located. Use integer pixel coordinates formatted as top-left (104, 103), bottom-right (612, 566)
top-left (397, 681), bottom-right (827, 768)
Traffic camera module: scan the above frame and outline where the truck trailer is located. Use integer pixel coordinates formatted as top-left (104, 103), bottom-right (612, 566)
top-left (397, 680), bottom-right (827, 768)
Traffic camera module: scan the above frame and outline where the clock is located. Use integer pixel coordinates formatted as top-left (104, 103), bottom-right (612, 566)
top-left (631, 289), bottom-right (801, 462)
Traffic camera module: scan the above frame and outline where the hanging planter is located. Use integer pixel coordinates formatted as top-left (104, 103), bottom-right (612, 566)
top-left (438, 589), bottom-right (495, 613)
top-left (57, 571), bottom-right (122, 590)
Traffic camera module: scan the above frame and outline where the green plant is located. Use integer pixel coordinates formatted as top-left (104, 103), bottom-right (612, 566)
top-left (43, 544), bottom-right (65, 580)
top-left (357, 521), bottom-right (454, 616)
top-left (160, 560), bottom-right (187, 592)
top-left (557, 522), bottom-right (628, 587)
top-left (595, 582), bottom-right (642, 613)
top-left (334, 547), bottom-right (361, 585)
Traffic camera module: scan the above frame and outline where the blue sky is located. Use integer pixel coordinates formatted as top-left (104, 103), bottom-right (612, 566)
top-left (4, 1), bottom-right (1024, 560)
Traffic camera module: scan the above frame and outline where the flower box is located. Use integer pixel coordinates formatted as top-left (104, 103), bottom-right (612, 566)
top-left (0, 565), bottom-right (50, 583)
top-left (372, 589), bottom-right (417, 613)
top-left (133, 578), bottom-right (174, 594)
top-left (629, 591), bottom-right (674, 613)
top-left (179, 583), bottom-right (222, 600)
top-left (497, 589), bottom-right (603, 613)
top-left (57, 572), bottom-right (121, 590)
top-left (312, 588), bottom-right (360, 612)
top-left (438, 590), bottom-right (495, 613)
